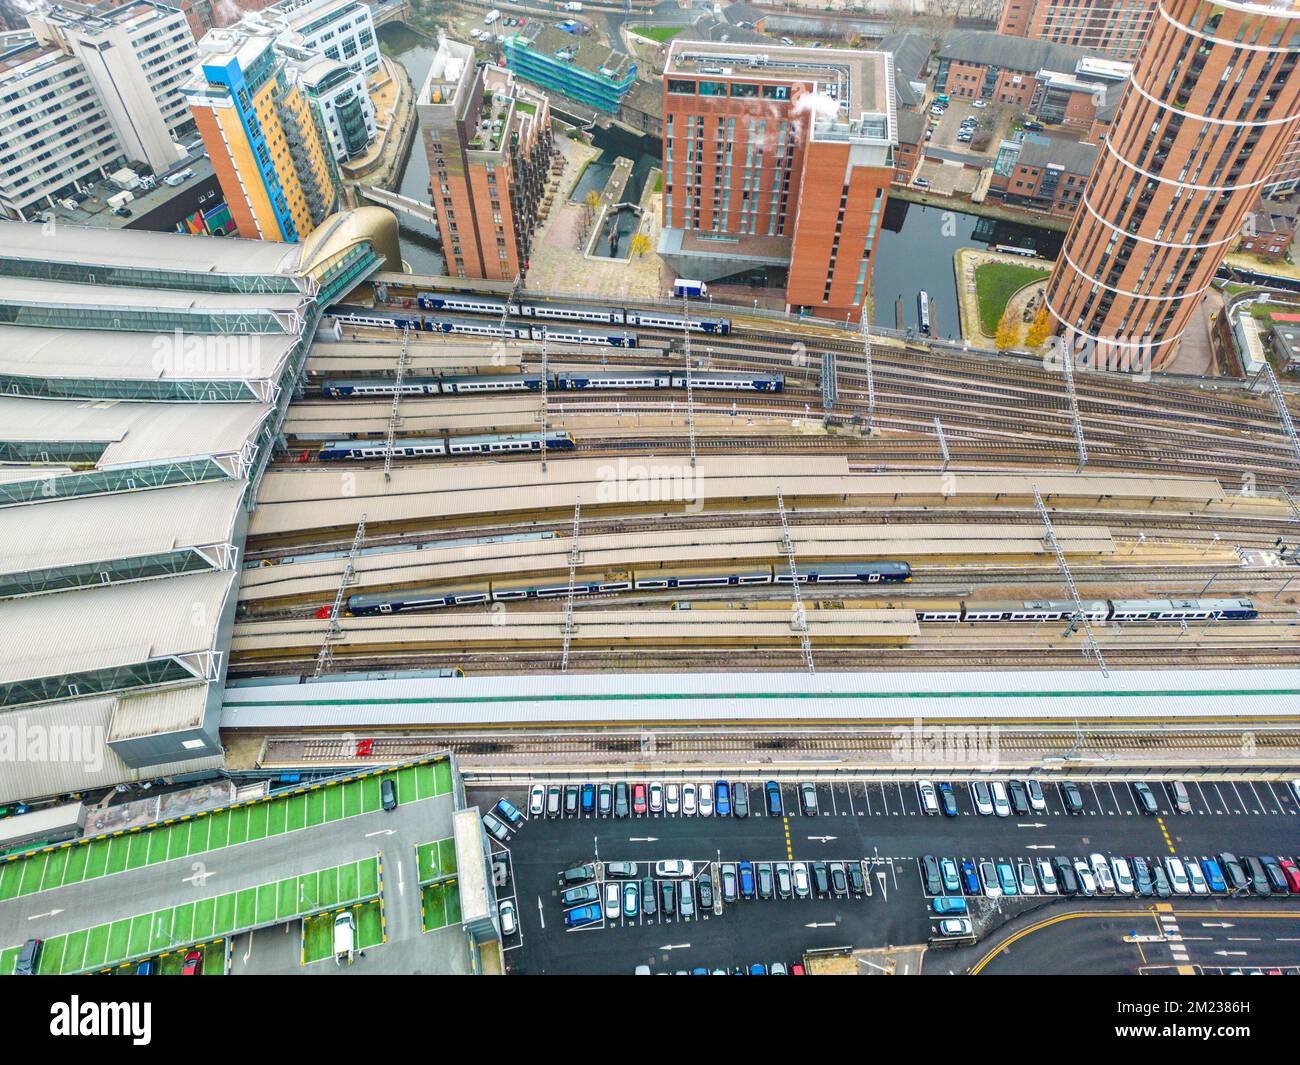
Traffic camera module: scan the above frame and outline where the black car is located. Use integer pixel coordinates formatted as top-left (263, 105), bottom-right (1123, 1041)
top-left (732, 782), bottom-right (749, 818)
top-left (1052, 856), bottom-right (1078, 895)
top-left (641, 878), bottom-right (657, 916)
top-left (847, 862), bottom-right (865, 894)
top-left (564, 784), bottom-right (579, 817)
top-left (14, 938), bottom-right (41, 976)
top-left (1006, 780), bottom-right (1029, 816)
top-left (921, 854), bottom-right (942, 895)
top-left (697, 876), bottom-right (713, 909)
top-left (1061, 781), bottom-right (1085, 814)
top-left (381, 778), bottom-right (397, 811)
top-left (1131, 856), bottom-right (1154, 897)
top-left (660, 879), bottom-right (676, 915)
top-left (1219, 852), bottom-right (1249, 893)
top-left (614, 781), bottom-right (630, 818)
top-left (812, 861), bottom-right (831, 898)
top-left (1131, 781), bottom-right (1158, 815)
top-left (1243, 855), bottom-right (1271, 896)
top-left (757, 862), bottom-right (773, 899)
top-left (829, 862), bottom-right (848, 896)
top-left (560, 863), bottom-right (596, 886)
top-left (1261, 856), bottom-right (1288, 895)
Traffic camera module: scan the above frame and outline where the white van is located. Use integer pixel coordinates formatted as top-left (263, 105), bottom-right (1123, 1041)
top-left (333, 910), bottom-right (356, 965)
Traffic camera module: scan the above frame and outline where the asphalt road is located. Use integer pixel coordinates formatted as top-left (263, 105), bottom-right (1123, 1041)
top-left (471, 778), bottom-right (1300, 975)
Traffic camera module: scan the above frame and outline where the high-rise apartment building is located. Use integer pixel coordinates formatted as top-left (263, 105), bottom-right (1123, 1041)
top-left (0, 0), bottom-right (198, 222)
top-left (997, 0), bottom-right (1157, 62)
top-left (1046, 0), bottom-right (1300, 372)
top-left (183, 25), bottom-right (339, 241)
top-left (416, 36), bottom-right (553, 281)
top-left (659, 40), bottom-right (896, 322)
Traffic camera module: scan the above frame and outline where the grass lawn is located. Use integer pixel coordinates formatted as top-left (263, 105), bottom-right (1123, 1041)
top-left (653, 171), bottom-right (663, 193)
top-left (630, 25), bottom-right (684, 42)
top-left (973, 261), bottom-right (1051, 335)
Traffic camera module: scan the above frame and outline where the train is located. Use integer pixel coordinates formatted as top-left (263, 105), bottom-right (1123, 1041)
top-left (412, 292), bottom-right (732, 335)
top-left (345, 561), bottom-right (914, 615)
top-left (915, 599), bottom-right (1258, 623)
top-left (319, 370), bottom-right (784, 398)
top-left (329, 307), bottom-right (640, 347)
top-left (318, 431), bottom-right (577, 461)
top-left (917, 291), bottom-right (932, 335)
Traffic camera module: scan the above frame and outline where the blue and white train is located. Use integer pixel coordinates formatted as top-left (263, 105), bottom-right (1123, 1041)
top-left (345, 561), bottom-right (913, 615)
top-left (916, 599), bottom-right (1258, 623)
top-left (412, 292), bottom-right (732, 335)
top-left (318, 431), bottom-right (577, 461)
top-left (319, 370), bottom-right (783, 398)
top-left (330, 307), bottom-right (639, 347)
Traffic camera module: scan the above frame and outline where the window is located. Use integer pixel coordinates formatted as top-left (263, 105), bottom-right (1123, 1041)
top-left (698, 81), bottom-right (727, 97)
top-left (731, 82), bottom-right (758, 98)
top-left (762, 85), bottom-right (789, 100)
top-left (667, 79), bottom-right (696, 95)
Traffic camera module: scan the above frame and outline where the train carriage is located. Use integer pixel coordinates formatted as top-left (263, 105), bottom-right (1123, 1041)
top-left (774, 562), bottom-right (912, 585)
top-left (669, 371), bottom-right (783, 392)
top-left (416, 293), bottom-right (508, 315)
top-left (515, 300), bottom-right (623, 324)
top-left (556, 371), bottom-right (672, 389)
top-left (439, 374), bottom-right (547, 393)
top-left (321, 378), bottom-right (441, 398)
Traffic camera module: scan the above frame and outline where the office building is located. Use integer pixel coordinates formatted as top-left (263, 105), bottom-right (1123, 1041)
top-left (417, 35), bottom-right (553, 280)
top-left (183, 25), bottom-right (339, 242)
top-left (659, 39), bottom-right (896, 322)
top-left (1046, 0), bottom-right (1300, 372)
top-left (504, 20), bottom-right (635, 114)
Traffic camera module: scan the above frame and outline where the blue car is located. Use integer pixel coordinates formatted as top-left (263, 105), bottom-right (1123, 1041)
top-left (996, 861), bottom-right (1018, 896)
top-left (1201, 857), bottom-right (1226, 894)
top-left (135, 960), bottom-right (155, 976)
top-left (932, 896), bottom-right (968, 915)
top-left (765, 780), bottom-right (782, 815)
top-left (739, 860), bottom-right (756, 898)
top-left (564, 903), bottom-right (603, 928)
top-left (749, 963), bottom-right (768, 975)
top-left (960, 860), bottom-right (980, 895)
top-left (936, 782), bottom-right (958, 817)
top-left (580, 783), bottom-right (595, 814)
top-left (715, 780), bottom-right (731, 816)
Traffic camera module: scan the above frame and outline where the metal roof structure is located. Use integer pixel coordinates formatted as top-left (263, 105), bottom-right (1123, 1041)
top-left (220, 668), bottom-right (1300, 729)
top-left (0, 212), bottom-right (390, 804)
top-left (0, 325), bottom-right (299, 402)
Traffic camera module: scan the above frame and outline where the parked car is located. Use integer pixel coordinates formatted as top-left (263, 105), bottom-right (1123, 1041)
top-left (1061, 781), bottom-right (1085, 813)
top-left (648, 780), bottom-right (663, 813)
top-left (614, 781), bottom-right (629, 818)
top-left (757, 862), bottom-right (774, 899)
top-left (603, 882), bottom-right (621, 919)
top-left (494, 799), bottom-right (525, 829)
top-left (732, 781), bottom-right (749, 818)
top-left (499, 899), bottom-right (518, 935)
top-left (847, 862), bottom-right (865, 894)
top-left (641, 877), bottom-right (657, 916)
top-left (1090, 853), bottom-right (1116, 895)
top-left (605, 861), bottom-right (638, 879)
top-left (979, 860), bottom-right (1001, 897)
top-left (1073, 859), bottom-right (1097, 896)
top-left (529, 784), bottom-right (545, 816)
top-left (776, 862), bottom-right (793, 898)
top-left (181, 949), bottom-right (202, 975)
top-left (996, 860), bottom-right (1018, 895)
top-left (564, 784), bottom-right (579, 817)
top-left (799, 782), bottom-right (818, 816)
top-left (715, 780), bottom-right (731, 816)
top-left (1025, 779), bottom-right (1047, 813)
top-left (937, 917), bottom-right (973, 937)
top-left (937, 782), bottom-right (958, 817)
top-left (1150, 863), bottom-right (1172, 897)
top-left (932, 896), bottom-right (968, 915)
top-left (990, 781), bottom-right (1011, 817)
top-left (546, 785), bottom-right (561, 818)
top-left (565, 903), bottom-right (602, 928)
top-left (660, 880), bottom-right (676, 915)
top-left (698, 782), bottom-right (714, 817)
top-left (579, 785), bottom-right (594, 816)
top-left (654, 859), bottom-right (694, 878)
top-left (632, 783), bottom-right (647, 816)
top-left (1110, 856), bottom-right (1135, 895)
top-left (381, 778), bottom-right (398, 811)
top-left (1132, 781), bottom-right (1159, 815)
top-left (830, 862), bottom-right (849, 896)
top-left (811, 861), bottom-right (830, 898)
top-left (562, 883), bottom-right (599, 907)
top-left (1053, 856), bottom-right (1078, 895)
top-left (1167, 780), bottom-right (1192, 814)
top-left (1201, 857), bottom-right (1227, 894)
top-left (1219, 852), bottom-right (1248, 893)
top-left (960, 859), bottom-right (981, 895)
top-left (1261, 856), bottom-right (1288, 895)
top-left (739, 860), bottom-right (756, 898)
top-left (482, 813), bottom-right (511, 843)
top-left (720, 863), bottom-right (738, 903)
top-left (971, 781), bottom-right (994, 815)
top-left (917, 779), bottom-right (939, 814)
top-left (682, 783), bottom-right (697, 816)
top-left (560, 863), bottom-right (596, 886)
top-left (597, 783), bottom-right (612, 816)
top-left (678, 879), bottom-right (696, 918)
top-left (765, 780), bottom-right (782, 815)
top-left (972, 98), bottom-right (987, 108)
top-left (1131, 856), bottom-right (1154, 897)
top-left (1007, 780), bottom-right (1029, 816)
top-left (697, 876), bottom-right (713, 909)
top-left (1278, 858), bottom-right (1300, 893)
top-left (664, 783), bottom-right (679, 814)
top-left (920, 855), bottom-right (943, 895)
top-left (1163, 857), bottom-right (1191, 895)
top-left (940, 858), bottom-right (961, 895)
top-left (1017, 861), bottom-right (1037, 895)
top-left (1035, 858), bottom-right (1058, 894)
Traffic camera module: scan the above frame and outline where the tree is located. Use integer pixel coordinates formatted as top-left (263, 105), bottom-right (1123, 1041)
top-left (994, 308), bottom-right (1019, 351)
top-left (629, 232), bottom-right (650, 257)
top-left (1025, 305), bottom-right (1051, 350)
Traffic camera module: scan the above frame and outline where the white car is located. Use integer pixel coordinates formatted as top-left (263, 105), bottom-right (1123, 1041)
top-left (498, 899), bottom-right (517, 936)
top-left (917, 779), bottom-right (939, 815)
top-left (1185, 860), bottom-right (1209, 895)
top-left (973, 99), bottom-right (987, 108)
top-left (1110, 856), bottom-right (1135, 896)
top-left (792, 861), bottom-right (811, 898)
top-left (528, 784), bottom-right (545, 817)
top-left (648, 781), bottom-right (663, 814)
top-left (665, 783), bottom-right (680, 814)
top-left (1090, 853), bottom-right (1116, 895)
top-left (990, 781), bottom-right (1010, 817)
top-left (971, 782), bottom-right (994, 816)
top-left (980, 861), bottom-right (1001, 898)
top-left (682, 782), bottom-right (697, 816)
top-left (1025, 779), bottom-right (1047, 813)
top-left (1291, 779), bottom-right (1300, 804)
top-left (1164, 857), bottom-right (1191, 895)
top-left (1017, 861), bottom-right (1037, 895)
top-left (1073, 859), bottom-right (1097, 896)
top-left (1035, 858), bottom-right (1058, 894)
top-left (938, 917), bottom-right (973, 937)
top-left (698, 782), bottom-right (714, 817)
top-left (604, 882), bottom-right (621, 919)
top-left (654, 860), bottom-right (694, 878)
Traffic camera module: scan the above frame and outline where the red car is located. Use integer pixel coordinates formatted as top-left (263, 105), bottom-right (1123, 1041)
top-left (632, 783), bottom-right (647, 816)
top-left (1279, 858), bottom-right (1300, 893)
top-left (181, 949), bottom-right (203, 976)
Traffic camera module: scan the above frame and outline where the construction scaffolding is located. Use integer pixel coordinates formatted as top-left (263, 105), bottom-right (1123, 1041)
top-left (1033, 485), bottom-right (1107, 677)
top-left (314, 513), bottom-right (367, 678)
top-left (777, 489), bottom-right (815, 674)
top-left (382, 325), bottom-right (410, 482)
top-left (561, 502), bottom-right (581, 672)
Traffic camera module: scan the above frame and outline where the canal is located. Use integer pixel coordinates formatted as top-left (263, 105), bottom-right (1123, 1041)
top-left (873, 200), bottom-right (1064, 339)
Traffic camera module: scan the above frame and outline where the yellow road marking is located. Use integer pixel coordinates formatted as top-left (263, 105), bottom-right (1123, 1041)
top-left (782, 816), bottom-right (793, 860)
top-left (1156, 816), bottom-right (1176, 854)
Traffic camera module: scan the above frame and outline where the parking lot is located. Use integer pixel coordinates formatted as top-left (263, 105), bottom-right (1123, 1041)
top-left (471, 777), bottom-right (1300, 974)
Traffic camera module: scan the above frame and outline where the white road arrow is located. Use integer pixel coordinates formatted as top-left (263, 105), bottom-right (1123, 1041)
top-left (1024, 844), bottom-right (1056, 850)
top-left (1017, 822), bottom-right (1049, 829)
top-left (1201, 922), bottom-right (1235, 928)
top-left (1215, 950), bottom-right (1249, 957)
top-left (628, 837), bottom-right (659, 842)
top-left (366, 829), bottom-right (396, 837)
top-left (660, 943), bottom-right (691, 950)
top-left (807, 835), bottom-right (838, 843)
top-left (28, 909), bottom-right (63, 920)
top-left (805, 921), bottom-right (838, 928)
top-left (537, 896), bottom-right (545, 930)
